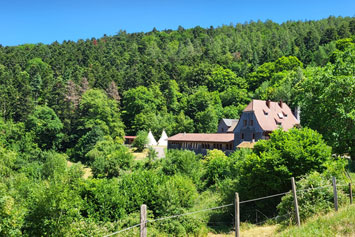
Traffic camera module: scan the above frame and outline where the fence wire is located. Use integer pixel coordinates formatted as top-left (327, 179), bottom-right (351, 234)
top-left (254, 212), bottom-right (291, 226)
top-left (147, 203), bottom-right (234, 223)
top-left (240, 191), bottom-right (290, 204)
top-left (104, 180), bottom-right (351, 236)
top-left (103, 223), bottom-right (140, 237)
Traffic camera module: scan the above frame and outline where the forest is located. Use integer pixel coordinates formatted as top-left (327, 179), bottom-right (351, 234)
top-left (0, 16), bottom-right (354, 236)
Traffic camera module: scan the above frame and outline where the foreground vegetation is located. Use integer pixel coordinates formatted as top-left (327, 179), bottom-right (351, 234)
top-left (0, 16), bottom-right (354, 235)
top-left (1, 122), bottom-right (353, 236)
top-left (278, 204), bottom-right (355, 237)
top-left (220, 204), bottom-right (355, 237)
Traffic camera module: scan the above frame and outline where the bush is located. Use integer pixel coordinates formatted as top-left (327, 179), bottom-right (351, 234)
top-left (0, 191), bottom-right (26, 237)
top-left (132, 130), bottom-right (148, 152)
top-left (81, 170), bottom-right (164, 222)
top-left (24, 179), bottom-right (83, 236)
top-left (162, 149), bottom-right (204, 188)
top-left (204, 149), bottom-right (231, 187)
top-left (86, 137), bottom-right (133, 178)
top-left (156, 175), bottom-right (198, 216)
top-left (277, 171), bottom-right (348, 225)
top-left (41, 151), bottom-right (68, 179)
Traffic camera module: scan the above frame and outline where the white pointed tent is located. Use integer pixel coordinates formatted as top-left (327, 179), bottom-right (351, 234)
top-left (147, 130), bottom-right (157, 146)
top-left (157, 130), bottom-right (168, 146)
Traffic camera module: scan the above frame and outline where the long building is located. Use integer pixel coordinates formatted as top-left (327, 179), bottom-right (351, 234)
top-left (168, 133), bottom-right (234, 155)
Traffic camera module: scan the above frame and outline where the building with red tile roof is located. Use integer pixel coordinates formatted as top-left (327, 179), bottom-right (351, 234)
top-left (167, 99), bottom-right (300, 155)
top-left (168, 133), bottom-right (234, 155)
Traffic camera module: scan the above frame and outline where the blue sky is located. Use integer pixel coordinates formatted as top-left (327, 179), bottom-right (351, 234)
top-left (0, 0), bottom-right (354, 46)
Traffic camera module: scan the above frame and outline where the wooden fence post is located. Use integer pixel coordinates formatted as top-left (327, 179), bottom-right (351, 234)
top-left (140, 204), bottom-right (147, 237)
top-left (235, 192), bottom-right (240, 237)
top-left (332, 177), bottom-right (338, 211)
top-left (349, 183), bottom-right (353, 205)
top-left (291, 177), bottom-right (301, 227)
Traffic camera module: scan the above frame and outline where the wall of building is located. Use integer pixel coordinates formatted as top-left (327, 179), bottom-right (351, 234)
top-left (168, 141), bottom-right (234, 155)
top-left (217, 121), bottom-right (229, 133)
top-left (234, 112), bottom-right (264, 148)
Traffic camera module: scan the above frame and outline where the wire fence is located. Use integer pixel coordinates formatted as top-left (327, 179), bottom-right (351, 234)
top-left (104, 178), bottom-right (353, 236)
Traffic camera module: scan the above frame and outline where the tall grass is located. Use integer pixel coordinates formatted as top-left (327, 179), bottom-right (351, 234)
top-left (278, 204), bottom-right (355, 237)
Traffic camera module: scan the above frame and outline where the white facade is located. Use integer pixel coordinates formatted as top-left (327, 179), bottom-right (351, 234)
top-left (147, 130), bottom-right (157, 146)
top-left (157, 130), bottom-right (168, 146)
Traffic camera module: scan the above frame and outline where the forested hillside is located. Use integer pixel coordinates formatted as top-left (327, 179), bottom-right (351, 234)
top-left (0, 16), bottom-right (354, 236)
top-left (1, 16), bottom-right (354, 153)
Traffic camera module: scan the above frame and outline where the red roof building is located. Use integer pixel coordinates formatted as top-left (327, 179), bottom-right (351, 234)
top-left (168, 133), bottom-right (234, 155)
top-left (167, 100), bottom-right (300, 155)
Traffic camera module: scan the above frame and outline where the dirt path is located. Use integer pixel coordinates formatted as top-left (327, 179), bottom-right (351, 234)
top-left (152, 146), bottom-right (166, 158)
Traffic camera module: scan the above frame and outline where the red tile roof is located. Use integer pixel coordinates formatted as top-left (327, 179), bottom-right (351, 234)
top-left (125, 136), bottom-right (137, 139)
top-left (227, 121), bottom-right (238, 132)
top-left (237, 141), bottom-right (256, 149)
top-left (244, 100), bottom-right (299, 131)
top-left (168, 133), bottom-right (234, 143)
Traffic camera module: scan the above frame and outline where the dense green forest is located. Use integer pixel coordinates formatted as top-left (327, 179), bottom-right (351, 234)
top-left (0, 16), bottom-right (355, 236)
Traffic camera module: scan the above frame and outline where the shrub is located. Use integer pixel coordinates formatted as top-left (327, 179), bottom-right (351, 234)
top-left (87, 137), bottom-right (133, 178)
top-left (162, 149), bottom-right (204, 188)
top-left (41, 151), bottom-right (68, 179)
top-left (81, 170), bottom-right (164, 222)
top-left (0, 192), bottom-right (26, 237)
top-left (24, 179), bottom-right (83, 236)
top-left (204, 149), bottom-right (231, 187)
top-left (156, 175), bottom-right (198, 216)
top-left (277, 171), bottom-right (348, 225)
top-left (132, 130), bottom-right (148, 152)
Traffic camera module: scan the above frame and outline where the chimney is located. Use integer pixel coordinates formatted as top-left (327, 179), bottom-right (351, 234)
top-left (266, 99), bottom-right (271, 108)
top-left (293, 106), bottom-right (301, 122)
top-left (278, 99), bottom-right (283, 108)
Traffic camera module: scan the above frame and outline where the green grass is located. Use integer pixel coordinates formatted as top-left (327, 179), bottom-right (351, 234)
top-left (349, 172), bottom-right (355, 182)
top-left (278, 204), bottom-right (355, 237)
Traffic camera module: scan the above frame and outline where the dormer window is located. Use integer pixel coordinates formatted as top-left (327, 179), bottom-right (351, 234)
top-left (278, 113), bottom-right (284, 119)
top-left (283, 112), bottom-right (288, 118)
top-left (263, 110), bottom-right (268, 116)
top-left (275, 119), bottom-right (282, 126)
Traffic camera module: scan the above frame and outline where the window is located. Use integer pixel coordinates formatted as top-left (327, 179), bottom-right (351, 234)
top-left (252, 133), bottom-right (255, 139)
top-left (243, 120), bottom-right (247, 126)
top-left (241, 133), bottom-right (244, 139)
top-left (250, 119), bottom-right (253, 126)
top-left (275, 119), bottom-right (282, 126)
